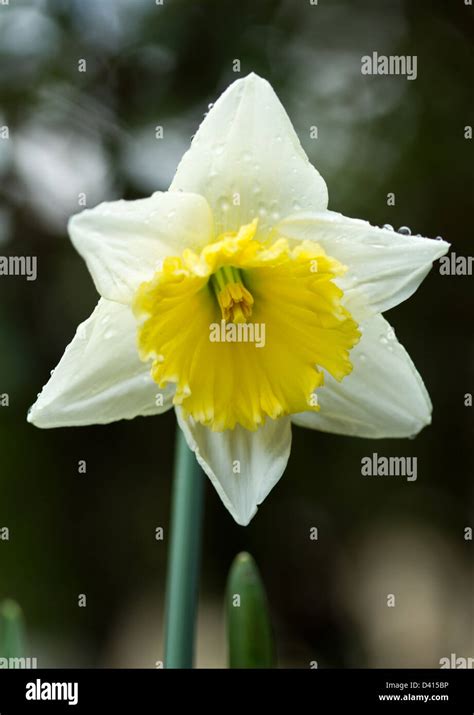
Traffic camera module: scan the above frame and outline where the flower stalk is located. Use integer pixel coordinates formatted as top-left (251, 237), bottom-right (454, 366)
top-left (164, 429), bottom-right (205, 668)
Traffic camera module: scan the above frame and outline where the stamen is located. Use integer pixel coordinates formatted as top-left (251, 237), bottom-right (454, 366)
top-left (210, 266), bottom-right (254, 323)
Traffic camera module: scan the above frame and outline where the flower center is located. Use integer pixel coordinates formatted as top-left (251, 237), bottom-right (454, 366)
top-left (210, 266), bottom-right (254, 323)
top-left (132, 218), bottom-right (360, 431)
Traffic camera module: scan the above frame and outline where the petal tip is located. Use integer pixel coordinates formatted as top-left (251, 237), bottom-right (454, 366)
top-left (26, 402), bottom-right (44, 428)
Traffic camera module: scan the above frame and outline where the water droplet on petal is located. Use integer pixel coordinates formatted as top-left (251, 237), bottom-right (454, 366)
top-left (218, 197), bottom-right (230, 212)
top-left (50, 369), bottom-right (55, 376)
top-left (435, 235), bottom-right (444, 241)
top-left (383, 223), bottom-right (394, 231)
top-left (398, 226), bottom-right (411, 235)
top-left (104, 329), bottom-right (115, 340)
top-left (208, 102), bottom-right (214, 109)
top-left (359, 353), bottom-right (367, 362)
top-left (77, 325), bottom-right (87, 340)
top-left (269, 202), bottom-right (280, 222)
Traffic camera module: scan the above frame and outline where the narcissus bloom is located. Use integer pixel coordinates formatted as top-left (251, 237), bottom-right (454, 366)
top-left (28, 74), bottom-right (449, 525)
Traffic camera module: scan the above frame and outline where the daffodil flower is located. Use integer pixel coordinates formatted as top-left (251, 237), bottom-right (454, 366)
top-left (28, 74), bottom-right (449, 525)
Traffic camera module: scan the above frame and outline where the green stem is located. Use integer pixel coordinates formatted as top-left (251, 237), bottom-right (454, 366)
top-left (164, 428), bottom-right (205, 668)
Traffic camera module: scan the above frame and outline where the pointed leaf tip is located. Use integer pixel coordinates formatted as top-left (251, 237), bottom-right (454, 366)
top-left (226, 551), bottom-right (275, 668)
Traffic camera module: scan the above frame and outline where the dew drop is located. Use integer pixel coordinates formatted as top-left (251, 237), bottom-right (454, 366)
top-left (383, 223), bottom-right (394, 231)
top-left (208, 102), bottom-right (214, 109)
top-left (398, 226), bottom-right (411, 235)
top-left (218, 197), bottom-right (230, 212)
top-left (380, 336), bottom-right (388, 345)
top-left (104, 329), bottom-right (115, 340)
top-left (359, 353), bottom-right (367, 362)
top-left (269, 202), bottom-right (280, 222)
top-left (50, 369), bottom-right (55, 376)
top-left (435, 235), bottom-right (444, 241)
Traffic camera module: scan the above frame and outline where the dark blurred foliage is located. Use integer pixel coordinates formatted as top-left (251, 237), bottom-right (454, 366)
top-left (0, 0), bottom-right (472, 666)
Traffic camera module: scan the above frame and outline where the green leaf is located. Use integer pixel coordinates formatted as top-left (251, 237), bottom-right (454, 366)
top-left (0, 599), bottom-right (26, 659)
top-left (226, 552), bottom-right (275, 668)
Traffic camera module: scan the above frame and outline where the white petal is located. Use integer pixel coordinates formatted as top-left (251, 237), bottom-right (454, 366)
top-left (170, 73), bottom-right (328, 233)
top-left (291, 314), bottom-right (432, 439)
top-left (177, 410), bottom-right (292, 526)
top-left (28, 299), bottom-right (173, 428)
top-left (276, 211), bottom-right (449, 317)
top-left (69, 191), bottom-right (213, 304)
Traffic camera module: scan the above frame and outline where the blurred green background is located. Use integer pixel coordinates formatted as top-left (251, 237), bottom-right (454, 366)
top-left (0, 0), bottom-right (472, 667)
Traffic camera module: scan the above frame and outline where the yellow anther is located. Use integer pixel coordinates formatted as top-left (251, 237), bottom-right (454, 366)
top-left (211, 266), bottom-right (254, 323)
